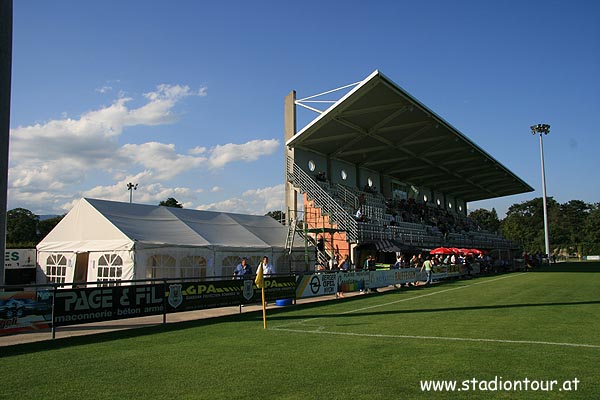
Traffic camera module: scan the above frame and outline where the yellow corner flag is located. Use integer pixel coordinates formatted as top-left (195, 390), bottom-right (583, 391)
top-left (255, 264), bottom-right (264, 288)
top-left (255, 265), bottom-right (267, 329)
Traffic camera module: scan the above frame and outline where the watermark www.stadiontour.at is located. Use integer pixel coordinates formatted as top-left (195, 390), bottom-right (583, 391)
top-left (420, 376), bottom-right (580, 393)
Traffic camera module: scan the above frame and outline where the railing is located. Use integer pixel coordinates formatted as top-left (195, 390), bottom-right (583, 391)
top-left (286, 156), bottom-right (358, 242)
top-left (335, 183), bottom-right (358, 210)
top-left (286, 156), bottom-right (520, 251)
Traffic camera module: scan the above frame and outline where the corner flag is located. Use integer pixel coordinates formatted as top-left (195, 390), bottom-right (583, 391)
top-left (255, 265), bottom-right (267, 329)
top-left (255, 264), bottom-right (264, 288)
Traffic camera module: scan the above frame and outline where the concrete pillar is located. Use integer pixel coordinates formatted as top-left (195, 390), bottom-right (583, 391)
top-left (0, 0), bottom-right (13, 285)
top-left (284, 91), bottom-right (297, 224)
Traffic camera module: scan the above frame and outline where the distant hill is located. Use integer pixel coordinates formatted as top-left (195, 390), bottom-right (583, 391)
top-left (39, 214), bottom-right (60, 221)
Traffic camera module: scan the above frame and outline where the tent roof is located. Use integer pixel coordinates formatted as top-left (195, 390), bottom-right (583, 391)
top-left (38, 198), bottom-right (303, 251)
top-left (287, 70), bottom-right (533, 202)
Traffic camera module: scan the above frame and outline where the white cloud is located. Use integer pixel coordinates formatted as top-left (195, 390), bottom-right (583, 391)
top-left (189, 146), bottom-right (207, 155)
top-left (95, 85), bottom-right (113, 94)
top-left (208, 139), bottom-right (279, 168)
top-left (7, 83), bottom-right (281, 215)
top-left (79, 173), bottom-right (199, 208)
top-left (118, 142), bottom-right (206, 180)
top-left (195, 184), bottom-right (284, 215)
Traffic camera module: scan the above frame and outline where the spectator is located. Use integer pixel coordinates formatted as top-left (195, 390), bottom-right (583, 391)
top-left (364, 255), bottom-right (379, 292)
top-left (392, 255), bottom-right (402, 269)
top-left (337, 255), bottom-right (351, 298)
top-left (420, 256), bottom-right (433, 286)
top-left (354, 208), bottom-right (365, 222)
top-left (256, 256), bottom-right (275, 277)
top-left (233, 257), bottom-right (252, 279)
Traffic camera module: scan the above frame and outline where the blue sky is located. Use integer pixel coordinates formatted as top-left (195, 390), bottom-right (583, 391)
top-left (8, 0), bottom-right (600, 217)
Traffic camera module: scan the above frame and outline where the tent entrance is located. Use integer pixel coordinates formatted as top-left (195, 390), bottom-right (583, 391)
top-left (74, 252), bottom-right (89, 285)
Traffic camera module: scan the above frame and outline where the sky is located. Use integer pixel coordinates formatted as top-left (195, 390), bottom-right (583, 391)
top-left (7, 0), bottom-right (600, 218)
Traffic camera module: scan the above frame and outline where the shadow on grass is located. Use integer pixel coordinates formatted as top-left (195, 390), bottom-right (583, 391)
top-left (4, 268), bottom-right (598, 356)
top-left (0, 312), bottom-right (260, 357)
top-left (533, 261), bottom-right (600, 273)
top-left (265, 299), bottom-right (600, 323)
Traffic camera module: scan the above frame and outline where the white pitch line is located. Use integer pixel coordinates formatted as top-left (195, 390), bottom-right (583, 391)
top-left (272, 327), bottom-right (600, 349)
top-left (340, 273), bottom-right (524, 315)
top-left (275, 273), bottom-right (524, 330)
top-left (272, 273), bottom-right (600, 348)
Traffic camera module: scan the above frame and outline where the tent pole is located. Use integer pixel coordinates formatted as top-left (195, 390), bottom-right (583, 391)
top-left (162, 279), bottom-right (167, 325)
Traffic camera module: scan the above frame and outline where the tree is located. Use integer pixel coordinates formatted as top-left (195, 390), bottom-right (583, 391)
top-left (583, 203), bottom-right (600, 249)
top-left (266, 210), bottom-right (285, 225)
top-left (559, 200), bottom-right (591, 244)
top-left (159, 198), bottom-right (183, 208)
top-left (468, 208), bottom-right (500, 233)
top-left (38, 215), bottom-right (64, 240)
top-left (6, 208), bottom-right (39, 244)
top-left (500, 197), bottom-right (559, 253)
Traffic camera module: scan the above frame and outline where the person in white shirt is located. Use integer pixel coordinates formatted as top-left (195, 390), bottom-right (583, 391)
top-left (256, 256), bottom-right (275, 277)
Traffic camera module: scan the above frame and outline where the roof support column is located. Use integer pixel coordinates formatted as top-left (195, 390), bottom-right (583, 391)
top-left (284, 91), bottom-right (297, 225)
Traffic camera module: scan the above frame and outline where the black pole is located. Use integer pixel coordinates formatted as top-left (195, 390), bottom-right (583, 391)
top-left (51, 284), bottom-right (57, 339)
top-left (162, 279), bottom-right (167, 324)
top-left (0, 0), bottom-right (13, 286)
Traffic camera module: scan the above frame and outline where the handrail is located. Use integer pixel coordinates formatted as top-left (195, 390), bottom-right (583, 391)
top-left (286, 156), bottom-right (358, 242)
top-left (335, 183), bottom-right (358, 209)
top-left (286, 156), bottom-right (520, 250)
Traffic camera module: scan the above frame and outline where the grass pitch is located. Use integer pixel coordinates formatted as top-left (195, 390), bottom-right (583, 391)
top-left (2, 262), bottom-right (599, 399)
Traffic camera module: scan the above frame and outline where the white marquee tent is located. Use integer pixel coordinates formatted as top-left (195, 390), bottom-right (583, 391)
top-left (37, 198), bottom-right (310, 284)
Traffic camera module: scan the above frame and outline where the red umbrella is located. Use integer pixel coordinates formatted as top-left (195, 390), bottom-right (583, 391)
top-left (469, 248), bottom-right (483, 255)
top-left (430, 247), bottom-right (453, 255)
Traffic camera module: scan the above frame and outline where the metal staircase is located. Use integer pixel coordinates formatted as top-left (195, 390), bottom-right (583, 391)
top-left (284, 221), bottom-right (296, 254)
top-left (286, 156), bottom-right (358, 242)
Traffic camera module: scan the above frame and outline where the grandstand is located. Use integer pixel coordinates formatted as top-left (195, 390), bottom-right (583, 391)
top-left (283, 70), bottom-right (533, 271)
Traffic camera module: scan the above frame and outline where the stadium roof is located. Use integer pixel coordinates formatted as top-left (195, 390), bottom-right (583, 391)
top-left (286, 70), bottom-right (533, 202)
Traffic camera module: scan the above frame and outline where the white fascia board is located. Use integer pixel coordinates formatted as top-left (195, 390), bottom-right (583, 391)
top-left (286, 70), bottom-right (380, 147)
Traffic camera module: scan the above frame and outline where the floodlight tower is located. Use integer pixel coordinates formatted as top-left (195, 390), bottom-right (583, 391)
top-left (127, 182), bottom-right (138, 204)
top-left (531, 123), bottom-right (551, 259)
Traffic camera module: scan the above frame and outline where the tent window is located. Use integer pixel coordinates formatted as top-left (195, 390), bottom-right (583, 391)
top-left (221, 255), bottom-right (248, 278)
top-left (147, 254), bottom-right (176, 279)
top-left (180, 256), bottom-right (207, 279)
top-left (97, 254), bottom-right (123, 286)
top-left (45, 254), bottom-right (67, 284)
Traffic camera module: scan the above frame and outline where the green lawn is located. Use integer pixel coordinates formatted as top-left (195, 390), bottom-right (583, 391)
top-left (2, 262), bottom-right (599, 399)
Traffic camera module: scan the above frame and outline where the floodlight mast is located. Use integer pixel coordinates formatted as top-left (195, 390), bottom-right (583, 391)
top-left (530, 124), bottom-right (551, 259)
top-left (127, 182), bottom-right (138, 204)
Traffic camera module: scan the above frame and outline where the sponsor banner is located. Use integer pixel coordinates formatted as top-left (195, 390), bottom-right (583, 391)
top-left (53, 284), bottom-right (165, 327)
top-left (166, 276), bottom-right (297, 313)
top-left (432, 264), bottom-right (468, 279)
top-left (51, 276), bottom-right (298, 325)
top-left (263, 276), bottom-right (296, 302)
top-left (296, 273), bottom-right (339, 298)
top-left (388, 268), bottom-right (422, 286)
top-left (4, 249), bottom-right (36, 269)
top-left (166, 279), bottom-right (244, 313)
top-left (298, 266), bottom-right (475, 297)
top-left (336, 271), bottom-right (370, 294)
top-left (446, 263), bottom-right (465, 277)
top-left (0, 290), bottom-right (52, 335)
top-left (369, 270), bottom-right (390, 288)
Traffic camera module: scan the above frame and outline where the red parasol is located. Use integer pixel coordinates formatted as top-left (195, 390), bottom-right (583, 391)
top-left (430, 247), bottom-right (454, 255)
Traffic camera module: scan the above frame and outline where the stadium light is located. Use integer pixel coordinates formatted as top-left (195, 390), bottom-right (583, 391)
top-left (530, 124), bottom-right (551, 259)
top-left (127, 182), bottom-right (138, 204)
